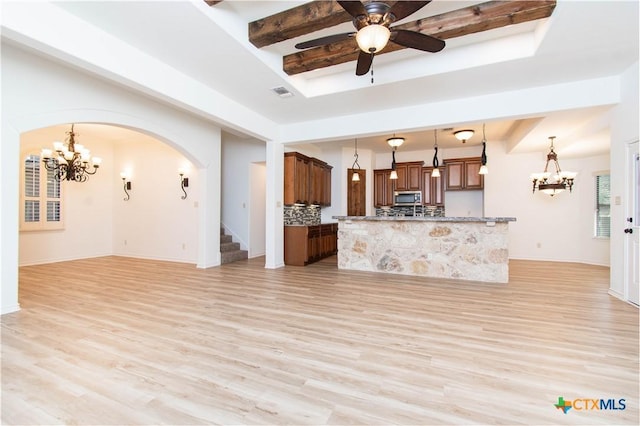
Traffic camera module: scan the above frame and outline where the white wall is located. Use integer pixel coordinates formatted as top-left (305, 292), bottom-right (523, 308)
top-left (484, 143), bottom-right (610, 265)
top-left (249, 163), bottom-right (266, 258)
top-left (221, 135), bottom-right (266, 250)
top-left (318, 150), bottom-right (343, 223)
top-left (19, 131), bottom-right (199, 266)
top-left (339, 146), bottom-right (375, 217)
top-left (609, 61), bottom-right (640, 299)
top-left (112, 137), bottom-right (198, 263)
top-left (445, 191), bottom-right (484, 217)
top-left (19, 136), bottom-right (114, 265)
top-left (1, 43), bottom-right (222, 314)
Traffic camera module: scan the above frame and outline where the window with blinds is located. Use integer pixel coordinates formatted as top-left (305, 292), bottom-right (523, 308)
top-left (21, 154), bottom-right (63, 230)
top-left (24, 155), bottom-right (40, 223)
top-left (595, 174), bottom-right (610, 238)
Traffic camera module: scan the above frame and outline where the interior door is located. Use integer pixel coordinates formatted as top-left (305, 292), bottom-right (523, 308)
top-left (347, 169), bottom-right (366, 216)
top-left (626, 141), bottom-right (639, 305)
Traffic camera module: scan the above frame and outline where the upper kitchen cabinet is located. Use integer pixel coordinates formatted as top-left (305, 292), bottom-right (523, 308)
top-left (393, 161), bottom-right (424, 191)
top-left (310, 157), bottom-right (332, 206)
top-left (422, 167), bottom-right (444, 206)
top-left (284, 152), bottom-right (310, 205)
top-left (284, 152), bottom-right (332, 206)
top-left (444, 157), bottom-right (484, 191)
top-left (373, 169), bottom-right (394, 207)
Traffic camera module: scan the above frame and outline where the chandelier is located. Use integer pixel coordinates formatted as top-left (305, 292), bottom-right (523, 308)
top-left (41, 124), bottom-right (102, 182)
top-left (530, 136), bottom-right (576, 196)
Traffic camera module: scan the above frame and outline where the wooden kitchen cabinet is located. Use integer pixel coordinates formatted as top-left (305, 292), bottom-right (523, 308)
top-left (392, 161), bottom-right (423, 191)
top-left (373, 169), bottom-right (394, 207)
top-left (374, 161), bottom-right (424, 207)
top-left (309, 159), bottom-right (324, 205)
top-left (464, 159), bottom-right (483, 189)
top-left (444, 157), bottom-right (484, 191)
top-left (284, 152), bottom-right (309, 205)
top-left (284, 224), bottom-right (338, 266)
top-left (421, 167), bottom-right (444, 206)
top-left (284, 152), bottom-right (332, 206)
top-left (322, 162), bottom-right (332, 206)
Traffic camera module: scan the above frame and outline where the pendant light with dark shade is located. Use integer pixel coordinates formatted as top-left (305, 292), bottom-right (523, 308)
top-left (431, 129), bottom-right (441, 178)
top-left (479, 123), bottom-right (488, 175)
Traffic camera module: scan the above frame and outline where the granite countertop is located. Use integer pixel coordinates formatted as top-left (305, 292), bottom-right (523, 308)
top-left (332, 216), bottom-right (516, 222)
top-left (285, 222), bottom-right (338, 227)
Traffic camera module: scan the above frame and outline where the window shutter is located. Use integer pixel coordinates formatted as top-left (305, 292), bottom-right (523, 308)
top-left (595, 174), bottom-right (610, 237)
top-left (20, 153), bottom-right (64, 230)
top-left (25, 155), bottom-right (40, 198)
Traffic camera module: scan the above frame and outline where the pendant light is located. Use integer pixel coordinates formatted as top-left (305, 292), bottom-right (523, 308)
top-left (351, 138), bottom-right (361, 182)
top-left (431, 129), bottom-right (441, 178)
top-left (479, 123), bottom-right (488, 175)
top-left (387, 135), bottom-right (404, 180)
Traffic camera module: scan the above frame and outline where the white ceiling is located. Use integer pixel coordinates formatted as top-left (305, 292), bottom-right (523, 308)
top-left (24, 1), bottom-right (640, 155)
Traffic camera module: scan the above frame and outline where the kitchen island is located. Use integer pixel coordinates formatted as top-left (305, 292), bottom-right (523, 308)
top-left (332, 216), bottom-right (516, 283)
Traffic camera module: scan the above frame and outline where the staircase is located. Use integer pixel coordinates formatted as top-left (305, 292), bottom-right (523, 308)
top-left (220, 227), bottom-right (248, 264)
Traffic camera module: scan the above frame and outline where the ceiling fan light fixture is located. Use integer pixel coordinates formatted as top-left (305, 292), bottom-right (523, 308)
top-left (356, 24), bottom-right (390, 53)
top-left (454, 129), bottom-right (474, 143)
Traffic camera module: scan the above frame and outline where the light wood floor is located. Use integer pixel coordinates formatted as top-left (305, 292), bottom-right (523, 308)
top-left (2, 256), bottom-right (638, 425)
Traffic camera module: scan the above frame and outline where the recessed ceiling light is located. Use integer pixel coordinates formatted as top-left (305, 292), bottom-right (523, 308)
top-left (271, 86), bottom-right (293, 98)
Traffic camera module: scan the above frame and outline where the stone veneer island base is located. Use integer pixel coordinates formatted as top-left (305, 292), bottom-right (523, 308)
top-left (332, 216), bottom-right (516, 283)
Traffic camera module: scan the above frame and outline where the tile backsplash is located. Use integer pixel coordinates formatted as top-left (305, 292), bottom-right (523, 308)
top-left (284, 205), bottom-right (321, 225)
top-left (375, 205), bottom-right (445, 217)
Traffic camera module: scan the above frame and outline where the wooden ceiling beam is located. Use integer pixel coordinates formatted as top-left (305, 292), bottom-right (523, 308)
top-left (282, 0), bottom-right (556, 75)
top-left (249, 1), bottom-right (351, 49)
top-left (249, 1), bottom-right (401, 48)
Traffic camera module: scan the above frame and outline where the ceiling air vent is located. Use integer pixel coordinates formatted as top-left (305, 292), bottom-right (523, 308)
top-left (271, 86), bottom-right (293, 98)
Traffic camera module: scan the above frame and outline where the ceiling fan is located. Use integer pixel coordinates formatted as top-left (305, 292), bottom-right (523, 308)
top-left (294, 1), bottom-right (445, 76)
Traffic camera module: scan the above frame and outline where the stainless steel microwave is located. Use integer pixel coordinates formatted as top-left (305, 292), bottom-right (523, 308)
top-left (394, 191), bottom-right (422, 206)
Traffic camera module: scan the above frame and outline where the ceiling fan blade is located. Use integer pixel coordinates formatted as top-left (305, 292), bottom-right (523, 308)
top-left (388, 1), bottom-right (431, 21)
top-left (355, 50), bottom-right (373, 75)
top-left (295, 32), bottom-right (356, 49)
top-left (337, 1), bottom-right (367, 18)
top-left (390, 29), bottom-right (445, 52)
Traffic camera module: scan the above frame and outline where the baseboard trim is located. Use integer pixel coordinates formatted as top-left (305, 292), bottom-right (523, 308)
top-left (1, 304), bottom-right (21, 316)
top-left (508, 257), bottom-right (610, 268)
top-left (608, 288), bottom-right (623, 299)
top-left (264, 262), bottom-right (285, 269)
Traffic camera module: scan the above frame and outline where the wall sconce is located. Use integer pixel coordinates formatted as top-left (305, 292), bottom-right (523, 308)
top-left (179, 168), bottom-right (189, 200)
top-left (120, 171), bottom-right (132, 201)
